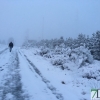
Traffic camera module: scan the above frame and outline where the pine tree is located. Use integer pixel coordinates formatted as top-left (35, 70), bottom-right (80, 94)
top-left (91, 31), bottom-right (100, 60)
top-left (65, 37), bottom-right (73, 49)
top-left (76, 33), bottom-right (86, 47)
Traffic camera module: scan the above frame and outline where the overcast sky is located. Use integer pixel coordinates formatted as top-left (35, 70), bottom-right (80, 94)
top-left (0, 0), bottom-right (100, 46)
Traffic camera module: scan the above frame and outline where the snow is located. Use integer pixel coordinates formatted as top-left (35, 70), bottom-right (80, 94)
top-left (0, 45), bottom-right (100, 100)
top-left (19, 48), bottom-right (90, 100)
top-left (17, 50), bottom-right (57, 100)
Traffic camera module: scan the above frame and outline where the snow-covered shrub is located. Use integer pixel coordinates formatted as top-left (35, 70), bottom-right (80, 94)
top-left (36, 45), bottom-right (94, 70)
top-left (53, 46), bottom-right (70, 56)
top-left (49, 46), bottom-right (93, 70)
top-left (82, 71), bottom-right (96, 79)
top-left (39, 47), bottom-right (49, 56)
top-left (43, 51), bottom-right (54, 58)
top-left (68, 46), bottom-right (93, 68)
top-left (62, 59), bottom-right (79, 70)
top-left (51, 57), bottom-right (66, 66)
top-left (54, 46), bottom-right (63, 55)
top-left (43, 54), bottom-right (52, 58)
top-left (62, 63), bottom-right (70, 70)
top-left (81, 68), bottom-right (100, 81)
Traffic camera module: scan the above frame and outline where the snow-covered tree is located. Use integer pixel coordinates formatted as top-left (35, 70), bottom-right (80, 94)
top-left (65, 37), bottom-right (73, 49)
top-left (90, 31), bottom-right (100, 60)
top-left (85, 35), bottom-right (90, 48)
top-left (75, 33), bottom-right (86, 48)
top-left (52, 38), bottom-right (59, 49)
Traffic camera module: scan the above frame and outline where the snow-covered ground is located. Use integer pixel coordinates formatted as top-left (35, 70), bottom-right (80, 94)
top-left (0, 46), bottom-right (100, 100)
top-left (20, 48), bottom-right (100, 100)
top-left (0, 44), bottom-right (8, 54)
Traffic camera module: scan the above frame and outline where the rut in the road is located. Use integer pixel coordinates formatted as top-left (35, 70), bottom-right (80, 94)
top-left (23, 54), bottom-right (64, 100)
top-left (0, 48), bottom-right (8, 55)
top-left (0, 52), bottom-right (29, 100)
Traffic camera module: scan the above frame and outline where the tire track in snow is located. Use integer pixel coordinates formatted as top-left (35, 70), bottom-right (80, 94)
top-left (0, 48), bottom-right (8, 55)
top-left (0, 51), bottom-right (30, 100)
top-left (19, 51), bottom-right (64, 100)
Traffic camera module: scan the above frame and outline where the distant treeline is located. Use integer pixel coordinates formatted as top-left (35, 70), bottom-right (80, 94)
top-left (22, 31), bottom-right (100, 60)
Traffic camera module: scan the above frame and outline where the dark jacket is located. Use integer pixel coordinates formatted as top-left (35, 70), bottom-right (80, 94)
top-left (9, 42), bottom-right (13, 48)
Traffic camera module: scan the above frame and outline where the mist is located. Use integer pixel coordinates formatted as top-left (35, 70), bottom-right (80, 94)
top-left (0, 0), bottom-right (100, 46)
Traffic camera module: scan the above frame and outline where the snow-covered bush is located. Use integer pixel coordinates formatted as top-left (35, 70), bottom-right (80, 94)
top-left (36, 45), bottom-right (94, 70)
top-left (38, 46), bottom-right (93, 70)
top-left (82, 69), bottom-right (100, 81)
top-left (43, 51), bottom-right (54, 58)
top-left (43, 53), bottom-right (52, 58)
top-left (62, 63), bottom-right (71, 70)
top-left (68, 46), bottom-right (93, 68)
top-left (78, 62), bottom-right (100, 81)
top-left (53, 47), bottom-right (71, 57)
top-left (39, 47), bottom-right (49, 56)
top-left (51, 57), bottom-right (66, 66)
top-left (54, 46), bottom-right (63, 55)
top-left (82, 71), bottom-right (96, 79)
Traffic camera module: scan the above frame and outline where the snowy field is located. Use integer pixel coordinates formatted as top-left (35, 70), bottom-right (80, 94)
top-left (0, 44), bottom-right (8, 54)
top-left (0, 45), bottom-right (100, 100)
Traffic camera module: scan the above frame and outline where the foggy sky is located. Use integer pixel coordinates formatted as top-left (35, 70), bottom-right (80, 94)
top-left (0, 0), bottom-right (100, 46)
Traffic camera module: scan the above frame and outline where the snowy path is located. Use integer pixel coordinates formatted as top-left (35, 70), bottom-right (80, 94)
top-left (17, 50), bottom-right (63, 100)
top-left (0, 49), bottom-right (29, 100)
top-left (0, 48), bottom-right (64, 100)
top-left (0, 48), bottom-right (8, 55)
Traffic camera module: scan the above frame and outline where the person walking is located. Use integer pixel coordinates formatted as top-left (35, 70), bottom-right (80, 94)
top-left (9, 42), bottom-right (13, 52)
